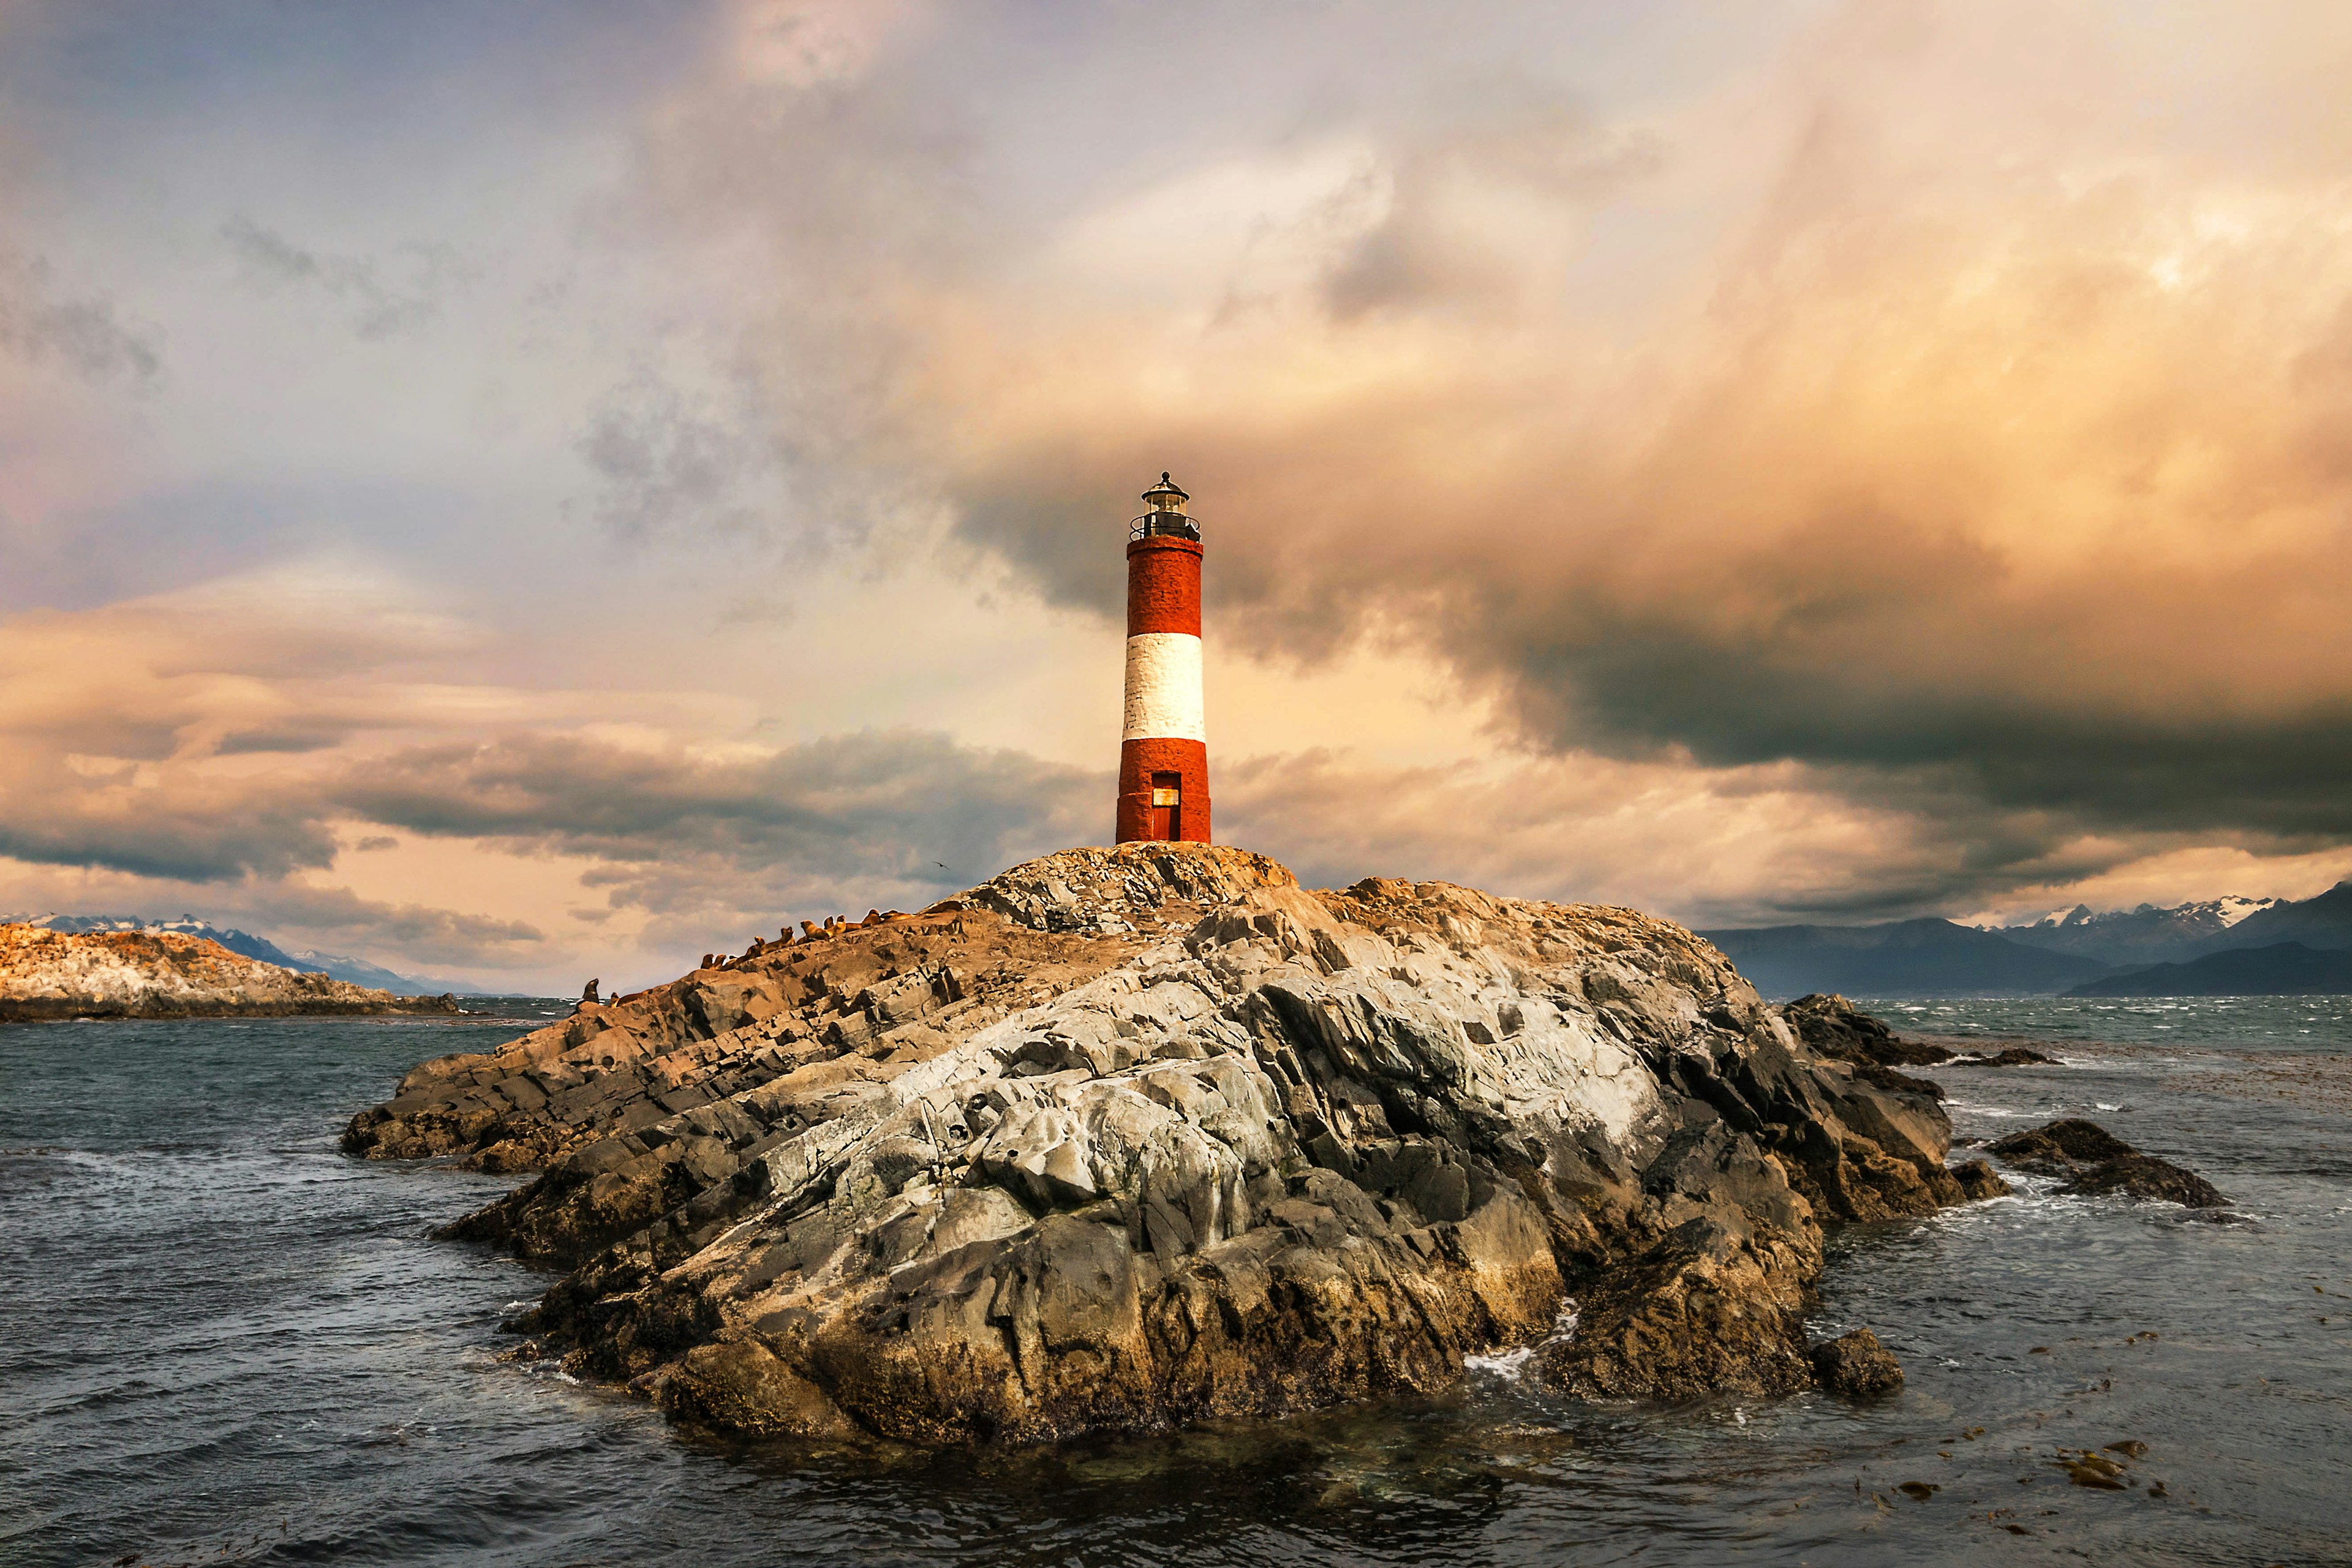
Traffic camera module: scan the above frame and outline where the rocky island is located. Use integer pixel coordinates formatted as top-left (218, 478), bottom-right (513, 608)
top-left (0, 922), bottom-right (461, 1021)
top-left (349, 844), bottom-right (2007, 1446)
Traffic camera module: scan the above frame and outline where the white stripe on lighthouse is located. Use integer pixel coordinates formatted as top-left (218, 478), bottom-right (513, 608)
top-left (1121, 632), bottom-right (1205, 742)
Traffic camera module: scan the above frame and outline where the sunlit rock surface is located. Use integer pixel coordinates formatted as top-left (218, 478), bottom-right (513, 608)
top-left (350, 844), bottom-right (2002, 1445)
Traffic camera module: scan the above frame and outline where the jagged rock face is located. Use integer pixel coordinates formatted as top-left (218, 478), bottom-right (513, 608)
top-left (0, 922), bottom-right (452, 1021)
top-left (351, 845), bottom-right (2001, 1447)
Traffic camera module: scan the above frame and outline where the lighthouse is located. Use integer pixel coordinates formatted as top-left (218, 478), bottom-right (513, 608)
top-left (1115, 473), bottom-right (1210, 844)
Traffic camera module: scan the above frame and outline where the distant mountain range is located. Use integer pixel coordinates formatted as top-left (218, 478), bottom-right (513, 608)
top-left (1, 914), bottom-right (481, 995)
top-left (1702, 880), bottom-right (2352, 998)
top-left (1700, 918), bottom-right (2114, 1000)
top-left (2068, 942), bottom-right (2352, 998)
top-left (1996, 895), bottom-right (2280, 963)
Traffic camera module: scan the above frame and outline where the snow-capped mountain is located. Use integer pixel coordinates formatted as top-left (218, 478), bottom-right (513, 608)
top-left (1700, 882), bottom-right (2350, 997)
top-left (2218, 881), bottom-right (2352, 955)
top-left (282, 948), bottom-right (451, 993)
top-left (15, 914), bottom-right (307, 968)
top-left (1999, 895), bottom-right (2289, 963)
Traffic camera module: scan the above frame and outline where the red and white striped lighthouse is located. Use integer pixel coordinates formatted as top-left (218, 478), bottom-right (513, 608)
top-left (1115, 473), bottom-right (1210, 844)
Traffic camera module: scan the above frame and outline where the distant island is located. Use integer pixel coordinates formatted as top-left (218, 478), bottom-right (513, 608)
top-left (1703, 880), bottom-right (2352, 998)
top-left (4, 913), bottom-right (477, 995)
top-left (2065, 942), bottom-right (2352, 998)
top-left (0, 923), bottom-right (462, 1021)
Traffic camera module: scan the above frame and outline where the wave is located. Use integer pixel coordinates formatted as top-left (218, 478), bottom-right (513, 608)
top-left (1466, 1301), bottom-right (1581, 1384)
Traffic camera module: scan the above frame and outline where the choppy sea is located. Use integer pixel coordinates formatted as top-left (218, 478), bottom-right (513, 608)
top-left (3, 996), bottom-right (2348, 1566)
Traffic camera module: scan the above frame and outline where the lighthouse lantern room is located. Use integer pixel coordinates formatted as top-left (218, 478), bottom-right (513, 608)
top-left (1116, 473), bottom-right (1211, 845)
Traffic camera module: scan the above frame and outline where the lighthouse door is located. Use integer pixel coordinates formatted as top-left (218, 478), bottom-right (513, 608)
top-left (1150, 772), bottom-right (1182, 840)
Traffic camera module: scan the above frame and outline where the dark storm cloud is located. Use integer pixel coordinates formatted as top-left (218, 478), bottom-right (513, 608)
top-left (0, 763), bottom-right (342, 883)
top-left (1210, 747), bottom-right (2168, 927)
top-left (0, 706), bottom-right (1103, 959)
top-left (215, 728), bottom-right (349, 756)
top-left (334, 727), bottom-right (1101, 921)
top-left (1442, 546), bottom-right (2352, 842)
top-left (9, 725), bottom-right (1098, 906)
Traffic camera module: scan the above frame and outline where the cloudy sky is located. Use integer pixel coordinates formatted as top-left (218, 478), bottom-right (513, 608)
top-left (5, 0), bottom-right (2351, 992)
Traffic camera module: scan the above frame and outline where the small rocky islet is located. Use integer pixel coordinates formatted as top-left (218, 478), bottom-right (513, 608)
top-left (0, 922), bottom-right (459, 1021)
top-left (1985, 1119), bottom-right (2229, 1208)
top-left (344, 844), bottom-right (2209, 1449)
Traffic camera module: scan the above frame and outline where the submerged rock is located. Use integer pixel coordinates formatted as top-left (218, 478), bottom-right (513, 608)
top-left (1948, 1046), bottom-right (2057, 1067)
top-left (2056, 1450), bottom-right (2131, 1490)
top-left (1809, 1327), bottom-right (1905, 1396)
top-left (1949, 1158), bottom-right (2011, 1201)
top-left (1986, 1120), bottom-right (2227, 1207)
top-left (352, 845), bottom-right (2004, 1446)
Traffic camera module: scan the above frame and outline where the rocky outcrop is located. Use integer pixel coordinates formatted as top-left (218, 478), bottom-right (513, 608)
top-left (1986, 1120), bottom-right (2227, 1207)
top-left (1778, 992), bottom-right (1959, 1107)
top-left (1780, 993), bottom-right (1950, 1068)
top-left (0, 923), bottom-right (459, 1021)
top-left (352, 845), bottom-right (2005, 1446)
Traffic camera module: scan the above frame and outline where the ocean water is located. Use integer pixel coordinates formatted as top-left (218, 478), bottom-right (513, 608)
top-left (3, 998), bottom-right (2348, 1567)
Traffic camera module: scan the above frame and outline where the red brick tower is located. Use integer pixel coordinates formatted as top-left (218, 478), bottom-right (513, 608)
top-left (1115, 473), bottom-right (1210, 844)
